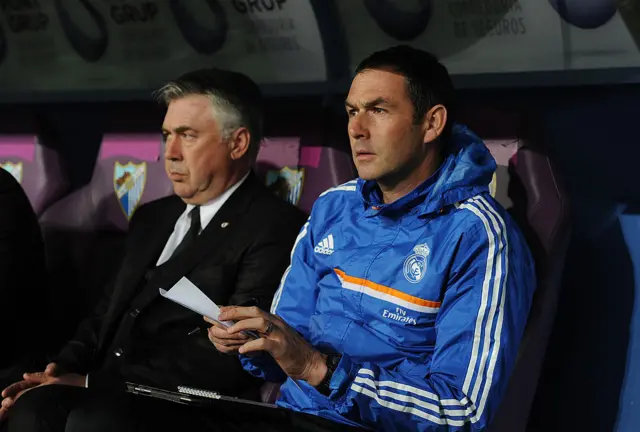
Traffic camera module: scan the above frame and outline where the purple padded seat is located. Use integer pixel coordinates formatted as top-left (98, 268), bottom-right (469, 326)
top-left (487, 136), bottom-right (570, 431)
top-left (39, 135), bottom-right (174, 347)
top-left (0, 135), bottom-right (69, 216)
top-left (254, 136), bottom-right (356, 215)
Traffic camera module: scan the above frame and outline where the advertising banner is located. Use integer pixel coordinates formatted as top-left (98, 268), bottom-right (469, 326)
top-left (337, 0), bottom-right (640, 75)
top-left (0, 0), bottom-right (638, 96)
top-left (0, 0), bottom-right (327, 93)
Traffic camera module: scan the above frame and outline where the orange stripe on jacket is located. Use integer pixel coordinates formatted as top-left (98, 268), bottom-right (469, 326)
top-left (334, 269), bottom-right (441, 308)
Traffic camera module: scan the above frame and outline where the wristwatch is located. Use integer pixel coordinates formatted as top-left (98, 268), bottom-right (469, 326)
top-left (316, 353), bottom-right (342, 396)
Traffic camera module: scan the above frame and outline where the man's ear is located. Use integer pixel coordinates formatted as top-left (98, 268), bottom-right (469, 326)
top-left (422, 104), bottom-right (448, 144)
top-left (228, 128), bottom-right (251, 160)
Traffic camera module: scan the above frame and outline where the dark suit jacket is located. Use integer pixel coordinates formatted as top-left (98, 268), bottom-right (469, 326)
top-left (55, 172), bottom-right (306, 397)
top-left (0, 168), bottom-right (48, 368)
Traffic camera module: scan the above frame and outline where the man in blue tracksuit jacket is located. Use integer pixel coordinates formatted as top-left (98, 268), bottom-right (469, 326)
top-left (208, 46), bottom-right (536, 431)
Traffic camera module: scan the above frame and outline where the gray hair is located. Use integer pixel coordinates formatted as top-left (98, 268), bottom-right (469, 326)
top-left (155, 68), bottom-right (264, 159)
top-left (156, 84), bottom-right (242, 141)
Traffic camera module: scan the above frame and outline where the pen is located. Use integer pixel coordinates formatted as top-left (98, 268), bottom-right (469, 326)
top-left (187, 327), bottom-right (201, 336)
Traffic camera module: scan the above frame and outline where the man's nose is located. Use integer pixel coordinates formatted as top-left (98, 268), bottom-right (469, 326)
top-left (349, 114), bottom-right (370, 141)
top-left (164, 136), bottom-right (182, 160)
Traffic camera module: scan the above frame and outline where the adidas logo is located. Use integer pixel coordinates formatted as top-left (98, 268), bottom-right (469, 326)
top-left (314, 234), bottom-right (335, 255)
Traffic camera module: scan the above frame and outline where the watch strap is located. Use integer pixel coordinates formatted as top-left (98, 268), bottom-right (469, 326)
top-left (316, 354), bottom-right (341, 396)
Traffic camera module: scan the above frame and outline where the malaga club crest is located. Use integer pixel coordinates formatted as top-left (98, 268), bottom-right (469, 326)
top-left (265, 167), bottom-right (305, 206)
top-left (0, 161), bottom-right (23, 183)
top-left (113, 161), bottom-right (147, 220)
top-left (404, 243), bottom-right (430, 284)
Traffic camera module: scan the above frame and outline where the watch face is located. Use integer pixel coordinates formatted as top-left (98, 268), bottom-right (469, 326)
top-left (327, 353), bottom-right (342, 369)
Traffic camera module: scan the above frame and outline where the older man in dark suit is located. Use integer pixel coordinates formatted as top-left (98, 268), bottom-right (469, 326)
top-left (0, 68), bottom-right (306, 431)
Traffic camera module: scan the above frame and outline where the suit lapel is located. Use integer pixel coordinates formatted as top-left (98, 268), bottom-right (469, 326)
top-left (105, 198), bottom-right (184, 319)
top-left (124, 198), bottom-right (185, 290)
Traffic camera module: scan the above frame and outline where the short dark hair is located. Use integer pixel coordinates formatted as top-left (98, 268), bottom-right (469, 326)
top-left (156, 68), bottom-right (264, 159)
top-left (355, 45), bottom-right (456, 143)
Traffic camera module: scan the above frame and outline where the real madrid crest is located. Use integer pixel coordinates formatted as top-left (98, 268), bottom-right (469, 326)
top-left (113, 161), bottom-right (147, 220)
top-left (265, 167), bottom-right (305, 206)
top-left (403, 243), bottom-right (430, 284)
top-left (1, 161), bottom-right (23, 184)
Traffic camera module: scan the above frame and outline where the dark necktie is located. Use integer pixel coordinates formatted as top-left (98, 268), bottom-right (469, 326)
top-left (170, 206), bottom-right (201, 258)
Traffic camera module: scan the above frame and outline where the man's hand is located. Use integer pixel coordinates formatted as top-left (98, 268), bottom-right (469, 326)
top-left (1, 362), bottom-right (61, 407)
top-left (218, 306), bottom-right (328, 386)
top-left (30, 373), bottom-right (86, 389)
top-left (0, 362), bottom-right (85, 421)
top-left (0, 373), bottom-right (46, 422)
top-left (0, 362), bottom-right (59, 422)
top-left (204, 316), bottom-right (250, 355)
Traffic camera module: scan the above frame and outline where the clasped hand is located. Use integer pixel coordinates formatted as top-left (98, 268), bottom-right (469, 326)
top-left (0, 363), bottom-right (85, 423)
top-left (205, 306), bottom-right (327, 386)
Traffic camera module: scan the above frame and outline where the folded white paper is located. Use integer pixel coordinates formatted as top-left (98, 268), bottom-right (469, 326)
top-left (159, 277), bottom-right (234, 328)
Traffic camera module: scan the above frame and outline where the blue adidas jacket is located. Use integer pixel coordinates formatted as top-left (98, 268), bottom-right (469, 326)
top-left (241, 125), bottom-right (536, 431)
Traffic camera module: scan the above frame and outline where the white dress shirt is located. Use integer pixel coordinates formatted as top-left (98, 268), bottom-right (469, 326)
top-left (155, 172), bottom-right (250, 266)
top-left (85, 172), bottom-right (249, 388)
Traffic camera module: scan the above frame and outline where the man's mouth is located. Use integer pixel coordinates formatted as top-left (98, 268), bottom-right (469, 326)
top-left (168, 171), bottom-right (187, 179)
top-left (355, 150), bottom-right (376, 161)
